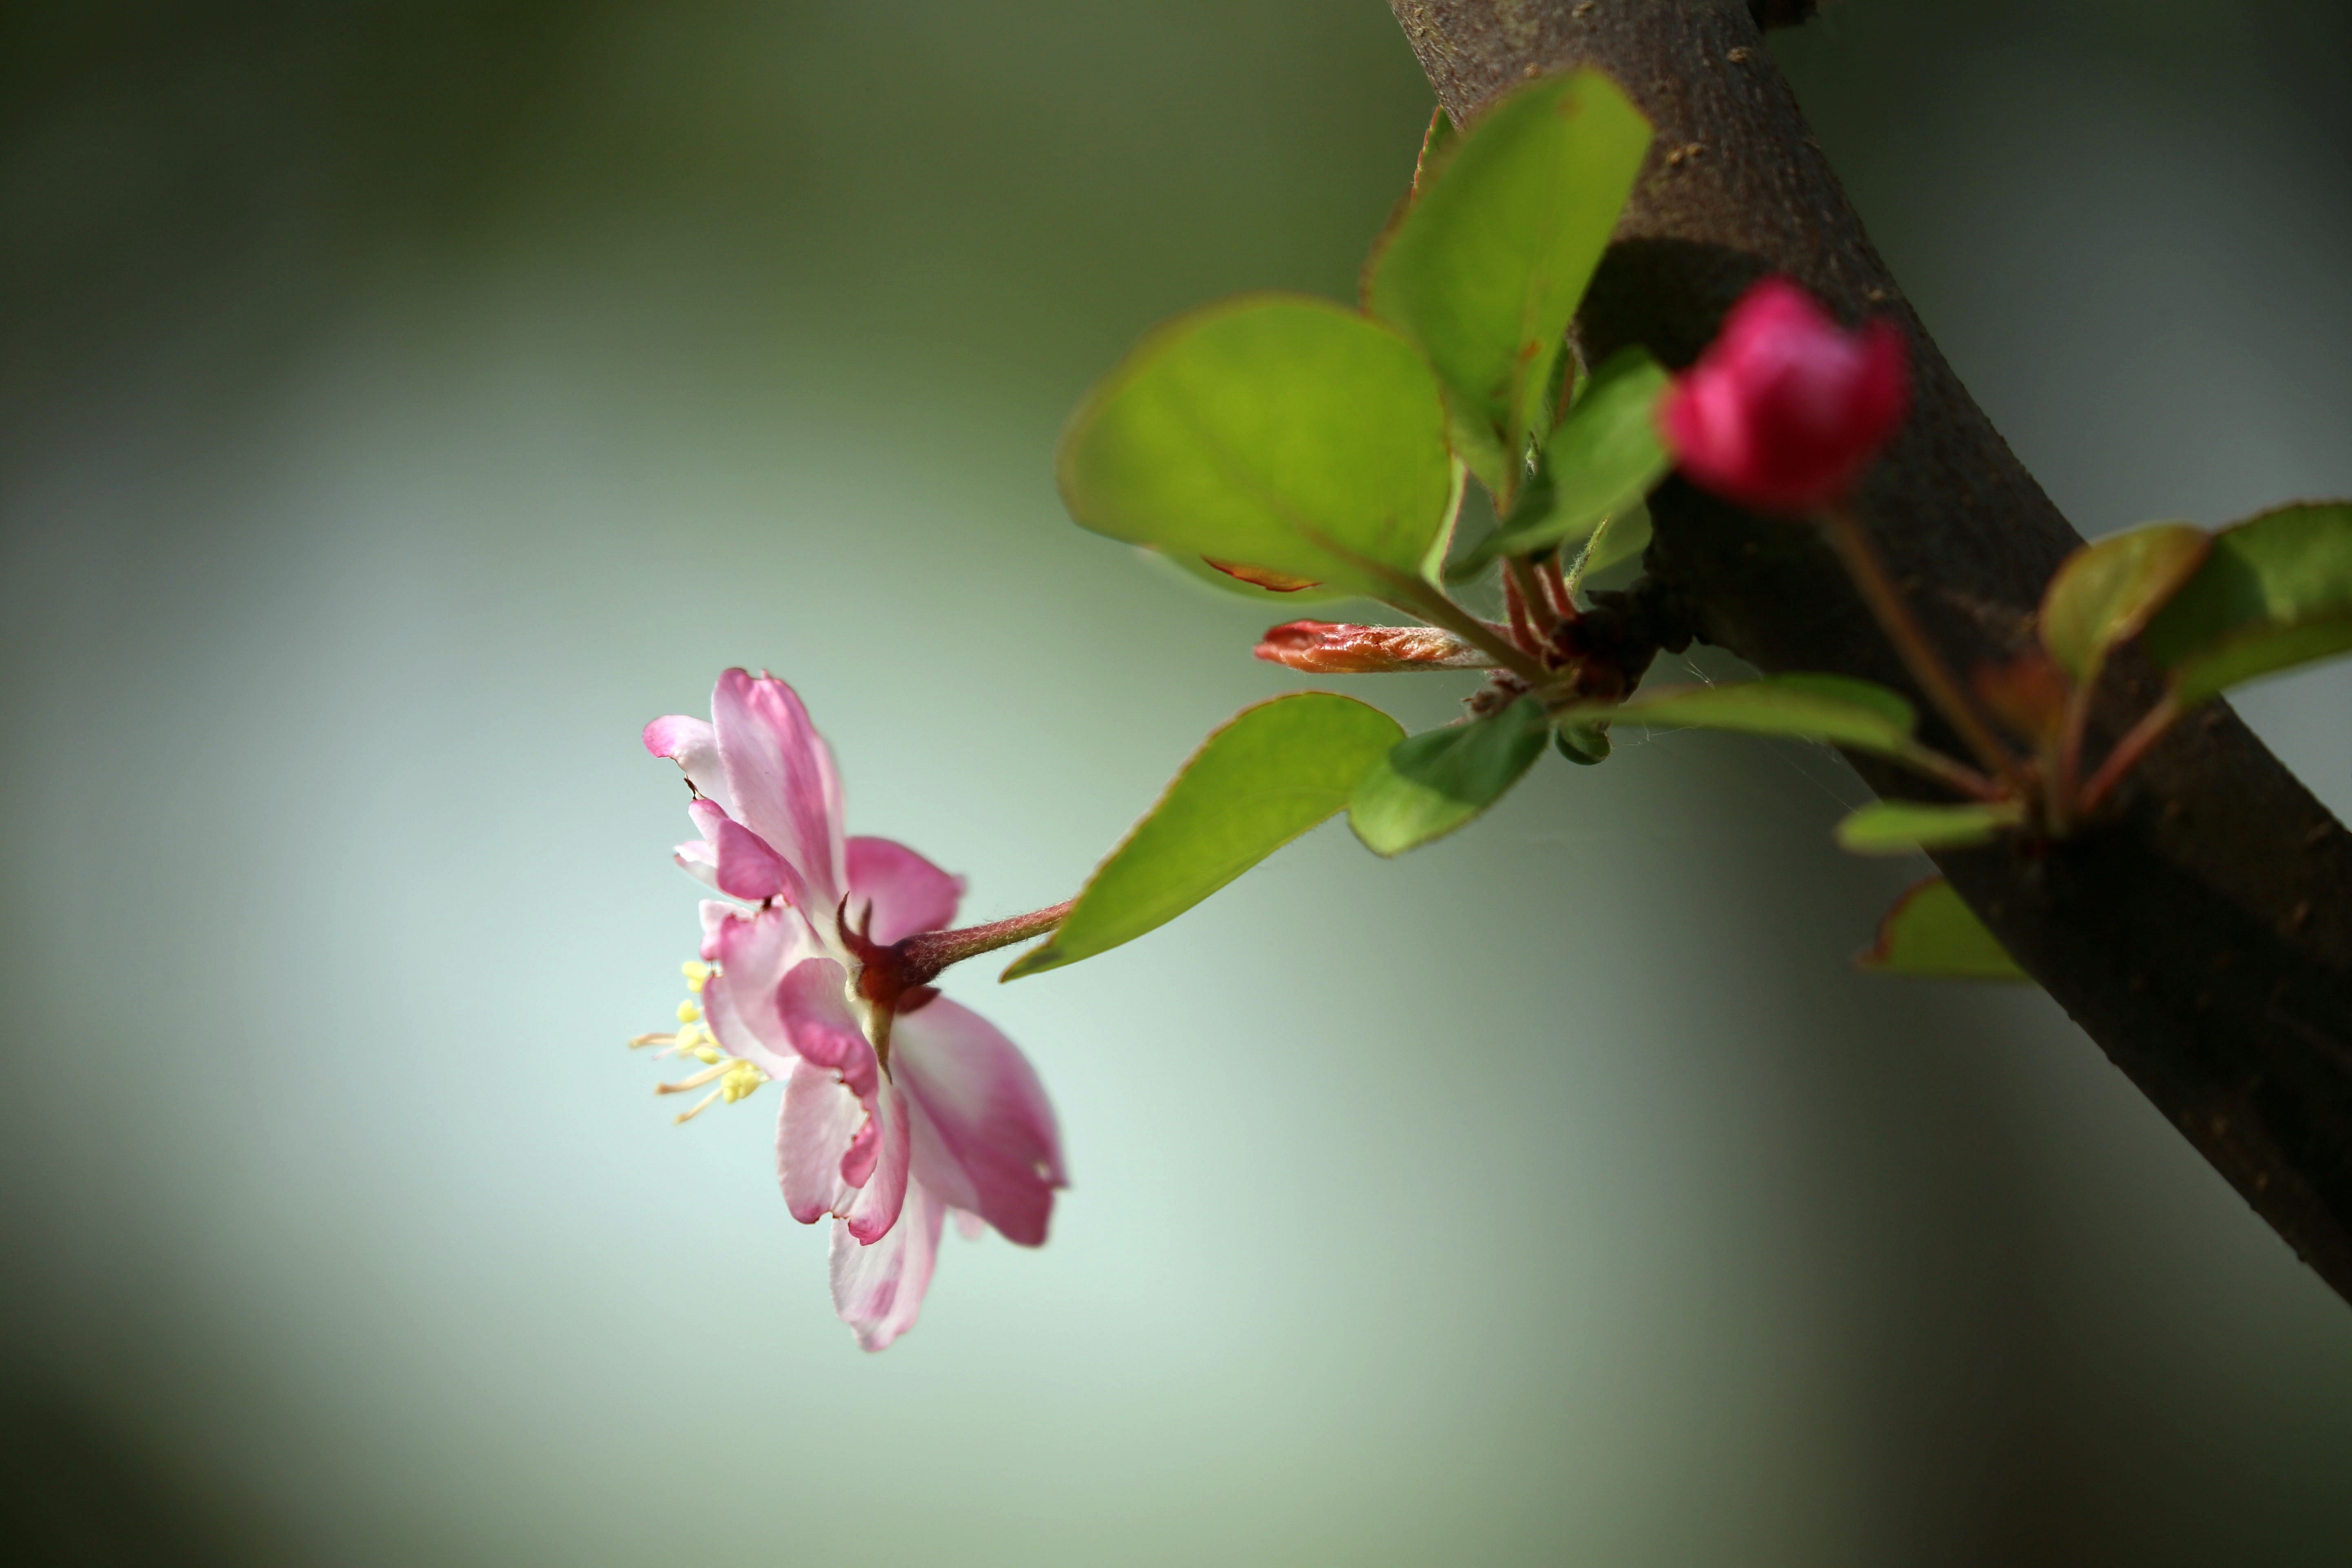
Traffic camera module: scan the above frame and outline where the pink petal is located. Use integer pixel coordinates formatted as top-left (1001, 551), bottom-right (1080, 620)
top-left (773, 1051), bottom-right (910, 1243)
top-left (772, 956), bottom-right (910, 1241)
top-left (891, 996), bottom-right (1064, 1248)
top-left (845, 836), bottom-right (965, 945)
top-left (697, 900), bottom-right (737, 961)
top-left (829, 1179), bottom-right (946, 1352)
top-left (777, 1058), bottom-right (868, 1224)
top-left (700, 906), bottom-right (816, 1078)
top-left (776, 958), bottom-right (877, 1099)
top-left (840, 1081), bottom-right (911, 1245)
top-left (711, 669), bottom-right (846, 914)
top-left (687, 799), bottom-right (795, 905)
top-left (643, 715), bottom-right (733, 817)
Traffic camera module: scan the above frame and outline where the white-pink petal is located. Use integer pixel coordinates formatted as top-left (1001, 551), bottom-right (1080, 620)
top-left (643, 715), bottom-right (733, 817)
top-left (776, 958), bottom-right (877, 1100)
top-left (830, 1178), bottom-right (946, 1352)
top-left (711, 669), bottom-right (846, 915)
top-left (844, 836), bottom-right (965, 944)
top-left (891, 996), bottom-right (1064, 1248)
top-left (699, 906), bottom-right (814, 1079)
top-left (777, 1059), bottom-right (868, 1225)
top-left (673, 838), bottom-right (721, 892)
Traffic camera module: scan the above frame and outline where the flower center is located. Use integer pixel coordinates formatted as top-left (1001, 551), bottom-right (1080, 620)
top-left (628, 959), bottom-right (768, 1124)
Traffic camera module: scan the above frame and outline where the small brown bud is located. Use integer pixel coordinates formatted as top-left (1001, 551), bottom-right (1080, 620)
top-left (1254, 621), bottom-right (1494, 675)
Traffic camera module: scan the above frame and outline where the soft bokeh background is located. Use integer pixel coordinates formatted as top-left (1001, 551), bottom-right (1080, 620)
top-left (4, 2), bottom-right (2349, 1562)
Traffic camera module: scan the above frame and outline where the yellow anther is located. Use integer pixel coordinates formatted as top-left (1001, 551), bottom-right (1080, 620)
top-left (682, 960), bottom-right (712, 984)
top-left (675, 1001), bottom-right (702, 1025)
top-left (719, 1060), bottom-right (766, 1104)
top-left (693, 1045), bottom-right (721, 1065)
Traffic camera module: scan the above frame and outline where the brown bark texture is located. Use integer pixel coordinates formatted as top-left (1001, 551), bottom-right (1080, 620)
top-left (1388, 0), bottom-right (2352, 1302)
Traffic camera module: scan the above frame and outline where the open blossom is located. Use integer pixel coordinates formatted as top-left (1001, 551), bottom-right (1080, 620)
top-left (640, 669), bottom-right (1065, 1350)
top-left (1659, 276), bottom-right (1909, 515)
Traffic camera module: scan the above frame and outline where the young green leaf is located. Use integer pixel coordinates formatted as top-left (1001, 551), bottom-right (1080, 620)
top-left (1449, 347), bottom-right (1671, 577)
top-left (1833, 800), bottom-right (2023, 856)
top-left (1058, 295), bottom-right (1457, 597)
top-left (1558, 674), bottom-right (1920, 759)
top-left (1366, 70), bottom-right (1652, 494)
top-left (1350, 697), bottom-right (1550, 857)
top-left (2138, 501), bottom-right (2352, 707)
top-left (2038, 522), bottom-right (2210, 681)
top-left (1570, 501), bottom-right (1651, 588)
top-left (1856, 876), bottom-right (2029, 982)
top-left (1003, 693), bottom-right (1404, 980)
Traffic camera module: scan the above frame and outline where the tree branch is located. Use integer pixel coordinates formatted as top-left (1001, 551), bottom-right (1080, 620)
top-left (1389, 0), bottom-right (2352, 1303)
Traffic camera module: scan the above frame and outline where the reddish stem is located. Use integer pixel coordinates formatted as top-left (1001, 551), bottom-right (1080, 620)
top-left (2077, 692), bottom-right (2183, 815)
top-left (897, 900), bottom-right (1076, 986)
top-left (1819, 506), bottom-right (2027, 793)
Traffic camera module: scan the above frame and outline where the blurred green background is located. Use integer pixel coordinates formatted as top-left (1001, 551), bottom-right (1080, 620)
top-left (3, 2), bottom-right (2350, 1563)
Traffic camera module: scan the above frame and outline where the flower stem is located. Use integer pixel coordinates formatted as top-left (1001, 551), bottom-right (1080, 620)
top-left (898, 900), bottom-right (1075, 984)
top-left (1507, 557), bottom-right (1561, 639)
top-left (2077, 690), bottom-right (2183, 815)
top-left (1391, 581), bottom-right (1552, 686)
top-left (1818, 506), bottom-right (2026, 791)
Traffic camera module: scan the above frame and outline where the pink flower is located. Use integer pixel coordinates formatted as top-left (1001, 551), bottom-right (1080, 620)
top-left (1659, 276), bottom-right (1909, 515)
top-left (642, 669), bottom-right (1066, 1350)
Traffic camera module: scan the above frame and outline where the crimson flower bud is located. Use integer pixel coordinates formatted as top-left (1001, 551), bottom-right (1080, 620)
top-left (1658, 276), bottom-right (1909, 515)
top-left (1254, 621), bottom-right (1494, 674)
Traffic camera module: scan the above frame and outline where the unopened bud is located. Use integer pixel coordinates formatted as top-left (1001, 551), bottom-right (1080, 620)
top-left (1659, 276), bottom-right (1909, 515)
top-left (1254, 621), bottom-right (1494, 674)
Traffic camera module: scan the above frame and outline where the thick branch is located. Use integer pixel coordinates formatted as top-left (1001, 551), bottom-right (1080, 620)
top-left (1390, 0), bottom-right (2352, 1301)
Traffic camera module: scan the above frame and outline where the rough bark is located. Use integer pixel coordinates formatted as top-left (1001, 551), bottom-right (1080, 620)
top-left (1388, 0), bottom-right (2352, 1302)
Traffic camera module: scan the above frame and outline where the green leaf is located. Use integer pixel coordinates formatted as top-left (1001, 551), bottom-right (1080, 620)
top-left (1367, 70), bottom-right (1653, 494)
top-left (1058, 295), bottom-right (1457, 597)
top-left (1570, 501), bottom-right (1651, 587)
top-left (2038, 522), bottom-right (2210, 681)
top-left (1003, 693), bottom-right (1404, 980)
top-left (1857, 876), bottom-right (2029, 982)
top-left (1350, 697), bottom-right (1550, 857)
top-left (2139, 501), bottom-right (2352, 707)
top-left (1559, 674), bottom-right (1920, 760)
top-left (1449, 347), bottom-right (1671, 578)
top-left (1833, 800), bottom-right (2023, 856)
